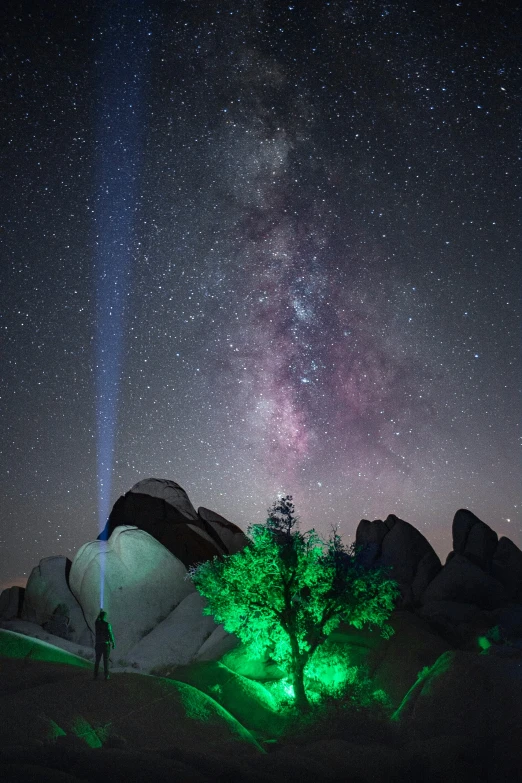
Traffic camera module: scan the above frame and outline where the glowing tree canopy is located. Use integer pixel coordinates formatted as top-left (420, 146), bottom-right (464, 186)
top-left (191, 496), bottom-right (399, 710)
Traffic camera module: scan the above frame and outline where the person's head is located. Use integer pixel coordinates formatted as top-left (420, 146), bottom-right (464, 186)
top-left (98, 609), bottom-right (107, 620)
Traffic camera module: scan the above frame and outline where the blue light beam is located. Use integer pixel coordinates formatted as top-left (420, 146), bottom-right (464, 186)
top-left (93, 2), bottom-right (149, 606)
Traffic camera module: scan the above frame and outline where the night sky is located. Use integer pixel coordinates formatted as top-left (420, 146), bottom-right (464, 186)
top-left (1, 0), bottom-right (520, 588)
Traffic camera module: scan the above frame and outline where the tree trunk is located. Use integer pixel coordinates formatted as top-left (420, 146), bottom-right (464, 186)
top-left (289, 632), bottom-right (310, 711)
top-left (292, 661), bottom-right (309, 711)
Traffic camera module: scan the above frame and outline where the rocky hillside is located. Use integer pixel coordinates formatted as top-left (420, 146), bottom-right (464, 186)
top-left (1, 479), bottom-right (522, 781)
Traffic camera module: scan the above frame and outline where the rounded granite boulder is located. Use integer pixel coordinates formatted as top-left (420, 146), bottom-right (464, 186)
top-left (68, 526), bottom-right (195, 656)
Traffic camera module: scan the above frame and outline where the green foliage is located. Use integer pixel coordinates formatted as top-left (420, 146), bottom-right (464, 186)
top-left (191, 496), bottom-right (399, 708)
top-left (265, 646), bottom-right (392, 713)
top-left (304, 642), bottom-right (361, 700)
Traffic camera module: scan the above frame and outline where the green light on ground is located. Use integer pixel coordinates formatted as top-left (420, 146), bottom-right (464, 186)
top-left (71, 716), bottom-right (109, 749)
top-left (47, 720), bottom-right (66, 740)
top-left (477, 635), bottom-right (491, 652)
top-left (0, 629), bottom-right (91, 667)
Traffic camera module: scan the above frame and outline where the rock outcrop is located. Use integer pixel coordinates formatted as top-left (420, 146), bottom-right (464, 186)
top-left (172, 660), bottom-right (285, 735)
top-left (1, 479), bottom-right (250, 666)
top-left (0, 620), bottom-right (95, 661)
top-left (452, 508), bottom-right (499, 571)
top-left (69, 526), bottom-right (195, 655)
top-left (352, 509), bottom-right (522, 649)
top-left (369, 611), bottom-right (451, 708)
top-left (416, 511), bottom-right (522, 617)
top-left (125, 592), bottom-right (218, 672)
top-left (0, 627), bottom-right (94, 669)
top-left (418, 600), bottom-right (494, 648)
top-left (0, 585), bottom-right (24, 621)
top-left (221, 643), bottom-right (285, 682)
top-left (99, 478), bottom-right (248, 568)
top-left (491, 536), bottom-right (522, 600)
top-left (0, 633), bottom-right (263, 755)
top-left (194, 624), bottom-right (239, 662)
top-left (198, 506), bottom-right (248, 555)
top-left (356, 514), bottom-right (441, 605)
top-left (422, 553), bottom-right (507, 609)
top-left (2, 493), bottom-right (522, 783)
top-left (394, 649), bottom-right (522, 742)
top-left (21, 556), bottom-right (90, 644)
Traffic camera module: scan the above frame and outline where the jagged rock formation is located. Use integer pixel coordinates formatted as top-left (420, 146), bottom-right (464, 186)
top-left (355, 513), bottom-right (442, 605)
top-left (491, 535), bottom-right (522, 600)
top-left (69, 526), bottom-right (195, 655)
top-left (4, 486), bottom-right (522, 689)
top-left (422, 509), bottom-right (521, 611)
top-left (422, 553), bottom-right (507, 608)
top-left (355, 508), bottom-right (522, 650)
top-left (99, 478), bottom-right (249, 567)
top-left (451, 508), bottom-right (499, 570)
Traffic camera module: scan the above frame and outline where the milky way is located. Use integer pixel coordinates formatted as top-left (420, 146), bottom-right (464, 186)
top-left (1, 0), bottom-right (519, 585)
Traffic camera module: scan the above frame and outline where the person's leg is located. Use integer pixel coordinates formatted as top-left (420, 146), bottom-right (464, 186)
top-left (103, 644), bottom-right (110, 679)
top-left (94, 646), bottom-right (102, 678)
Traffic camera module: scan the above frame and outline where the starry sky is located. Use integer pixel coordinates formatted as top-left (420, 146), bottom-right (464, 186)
top-left (1, 0), bottom-right (520, 587)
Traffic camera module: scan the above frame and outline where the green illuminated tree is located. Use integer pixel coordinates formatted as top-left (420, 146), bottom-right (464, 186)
top-left (191, 496), bottom-right (399, 710)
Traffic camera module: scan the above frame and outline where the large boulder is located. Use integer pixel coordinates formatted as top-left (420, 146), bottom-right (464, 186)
top-left (355, 518), bottom-right (389, 565)
top-left (99, 478), bottom-right (248, 567)
top-left (0, 623), bottom-right (95, 662)
top-left (68, 526), bottom-right (195, 656)
top-left (422, 553), bottom-right (507, 609)
top-left (0, 586), bottom-right (24, 621)
top-left (403, 735), bottom-right (494, 783)
top-left (356, 514), bottom-right (441, 605)
top-left (128, 477), bottom-right (199, 519)
top-left (221, 643), bottom-right (285, 682)
top-left (491, 604), bottom-right (522, 641)
top-left (368, 611), bottom-right (451, 708)
top-left (394, 649), bottom-right (522, 775)
top-left (125, 592), bottom-right (218, 672)
top-left (452, 509), bottom-right (498, 571)
top-left (419, 600), bottom-right (494, 649)
top-left (198, 507), bottom-right (249, 555)
top-left (491, 536), bottom-right (522, 600)
top-left (194, 624), bottom-right (239, 662)
top-left (172, 660), bottom-right (286, 735)
top-left (21, 557), bottom-right (90, 644)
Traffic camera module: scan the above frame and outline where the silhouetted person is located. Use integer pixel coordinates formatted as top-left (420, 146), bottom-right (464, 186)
top-left (94, 609), bottom-right (115, 680)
